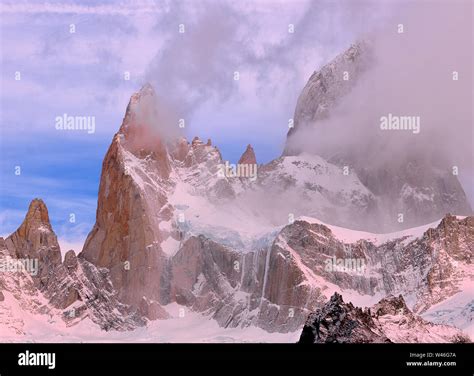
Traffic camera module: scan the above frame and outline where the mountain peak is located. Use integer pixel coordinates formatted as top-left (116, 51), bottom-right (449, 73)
top-left (238, 144), bottom-right (256, 165)
top-left (137, 82), bottom-right (156, 97)
top-left (120, 83), bottom-right (158, 134)
top-left (5, 198), bottom-right (59, 262)
top-left (22, 198), bottom-right (52, 233)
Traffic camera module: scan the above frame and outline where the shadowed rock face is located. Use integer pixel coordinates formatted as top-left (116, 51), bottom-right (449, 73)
top-left (299, 293), bottom-right (390, 343)
top-left (299, 293), bottom-right (469, 343)
top-left (160, 235), bottom-right (324, 333)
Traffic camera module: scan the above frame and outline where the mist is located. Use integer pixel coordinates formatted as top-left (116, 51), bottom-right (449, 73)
top-left (142, 0), bottom-right (394, 145)
top-left (137, 0), bottom-right (472, 215)
top-left (286, 1), bottom-right (473, 203)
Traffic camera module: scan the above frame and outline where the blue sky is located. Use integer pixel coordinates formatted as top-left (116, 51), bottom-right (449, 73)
top-left (1, 0), bottom-right (431, 251)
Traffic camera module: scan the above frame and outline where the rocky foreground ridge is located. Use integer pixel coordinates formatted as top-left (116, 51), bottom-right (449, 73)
top-left (299, 293), bottom-right (470, 343)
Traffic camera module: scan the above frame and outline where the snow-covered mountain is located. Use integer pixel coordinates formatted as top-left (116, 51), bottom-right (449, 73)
top-left (1, 44), bottom-right (472, 343)
top-left (78, 83), bottom-right (474, 339)
top-left (284, 41), bottom-right (472, 231)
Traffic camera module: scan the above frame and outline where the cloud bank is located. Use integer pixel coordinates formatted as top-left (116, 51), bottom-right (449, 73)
top-left (286, 1), bottom-right (473, 201)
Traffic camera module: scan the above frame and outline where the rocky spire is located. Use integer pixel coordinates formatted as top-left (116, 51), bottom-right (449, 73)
top-left (1, 199), bottom-right (146, 329)
top-left (80, 85), bottom-right (172, 318)
top-left (120, 84), bottom-right (154, 133)
top-left (115, 83), bottom-right (171, 178)
top-left (238, 144), bottom-right (257, 165)
top-left (284, 41), bottom-right (371, 154)
top-left (4, 199), bottom-right (62, 294)
top-left (19, 198), bottom-right (52, 232)
top-left (5, 199), bottom-right (59, 260)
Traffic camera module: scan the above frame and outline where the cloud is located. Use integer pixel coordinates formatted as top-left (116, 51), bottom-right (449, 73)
top-left (287, 1), bottom-right (473, 184)
top-left (0, 2), bottom-right (170, 138)
top-left (291, 3), bottom-right (472, 167)
top-left (0, 1), bottom-right (165, 15)
top-left (142, 0), bottom-right (393, 145)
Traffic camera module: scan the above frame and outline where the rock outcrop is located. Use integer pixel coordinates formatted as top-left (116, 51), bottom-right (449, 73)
top-left (299, 293), bottom-right (470, 343)
top-left (5, 199), bottom-right (62, 291)
top-left (238, 144), bottom-right (257, 166)
top-left (299, 293), bottom-right (390, 343)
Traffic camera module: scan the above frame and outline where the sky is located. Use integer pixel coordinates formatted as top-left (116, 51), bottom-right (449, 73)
top-left (0, 0), bottom-right (471, 252)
